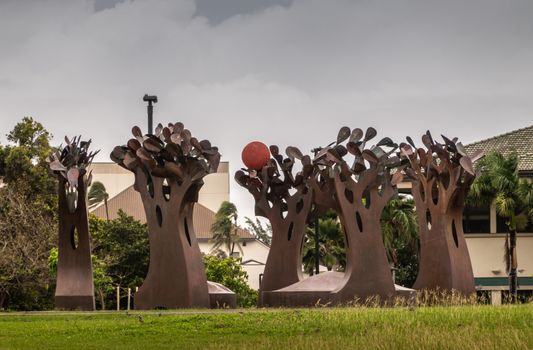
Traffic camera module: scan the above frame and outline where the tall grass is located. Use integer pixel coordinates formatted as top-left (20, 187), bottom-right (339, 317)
top-left (0, 304), bottom-right (531, 349)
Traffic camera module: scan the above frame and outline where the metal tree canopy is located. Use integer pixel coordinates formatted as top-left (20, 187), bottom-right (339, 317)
top-left (400, 131), bottom-right (483, 295)
top-left (111, 122), bottom-right (235, 309)
top-left (238, 126), bottom-right (479, 307)
top-left (49, 136), bottom-right (99, 310)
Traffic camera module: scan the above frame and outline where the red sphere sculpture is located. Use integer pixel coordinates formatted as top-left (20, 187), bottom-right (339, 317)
top-left (242, 141), bottom-right (270, 170)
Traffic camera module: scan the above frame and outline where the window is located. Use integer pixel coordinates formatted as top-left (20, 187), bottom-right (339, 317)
top-left (463, 206), bottom-right (490, 233)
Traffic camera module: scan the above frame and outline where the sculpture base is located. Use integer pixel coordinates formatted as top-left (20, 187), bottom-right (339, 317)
top-left (261, 272), bottom-right (414, 307)
top-left (208, 281), bottom-right (237, 308)
top-left (135, 281), bottom-right (236, 310)
top-left (55, 295), bottom-right (95, 311)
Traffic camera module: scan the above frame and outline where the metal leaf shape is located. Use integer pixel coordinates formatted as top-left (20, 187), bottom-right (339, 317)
top-left (470, 149), bottom-right (484, 163)
top-left (200, 140), bottom-right (212, 150)
top-left (391, 171), bottom-right (404, 186)
top-left (350, 128), bottom-right (363, 143)
top-left (352, 159), bottom-right (366, 173)
top-left (132, 126), bottom-right (143, 138)
top-left (269, 145), bottom-right (279, 157)
top-left (111, 146), bottom-right (127, 160)
top-left (426, 130), bottom-right (434, 145)
top-left (127, 138), bottom-right (141, 151)
top-left (441, 135), bottom-right (457, 152)
top-left (376, 137), bottom-right (394, 148)
top-left (162, 127), bottom-right (172, 142)
top-left (384, 156), bottom-right (401, 167)
top-left (362, 149), bottom-right (378, 163)
top-left (363, 127), bottom-right (377, 142)
top-left (173, 122), bottom-right (184, 135)
top-left (406, 136), bottom-right (416, 148)
top-left (286, 146), bottom-right (303, 160)
top-left (234, 170), bottom-right (248, 187)
top-left (421, 134), bottom-right (433, 149)
top-left (164, 161), bottom-right (183, 178)
top-left (336, 126), bottom-right (351, 144)
top-left (371, 146), bottom-right (386, 159)
top-left (334, 145), bottom-right (347, 158)
top-left (136, 148), bottom-right (152, 161)
top-left (400, 144), bottom-right (414, 157)
top-left (456, 142), bottom-right (468, 157)
top-left (460, 156), bottom-right (475, 175)
top-left (346, 142), bottom-right (362, 156)
top-left (123, 152), bottom-right (138, 170)
top-left (67, 168), bottom-right (79, 188)
top-left (181, 129), bottom-right (192, 141)
top-left (170, 133), bottom-right (181, 144)
top-left (155, 123), bottom-right (163, 137)
top-left (49, 160), bottom-right (66, 172)
top-left (143, 138), bottom-right (163, 153)
top-left (326, 149), bottom-right (342, 164)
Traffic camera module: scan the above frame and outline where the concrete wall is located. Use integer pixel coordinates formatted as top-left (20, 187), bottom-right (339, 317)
top-left (465, 233), bottom-right (533, 279)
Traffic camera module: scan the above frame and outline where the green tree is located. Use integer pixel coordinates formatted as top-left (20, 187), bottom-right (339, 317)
top-left (0, 117), bottom-right (56, 214)
top-left (203, 255), bottom-right (257, 307)
top-left (90, 211), bottom-right (149, 294)
top-left (0, 118), bottom-right (57, 310)
top-left (210, 201), bottom-right (242, 256)
top-left (88, 181), bottom-right (110, 220)
top-left (380, 197), bottom-right (419, 286)
top-left (469, 151), bottom-right (533, 303)
top-left (244, 217), bottom-right (272, 246)
top-left (302, 210), bottom-right (345, 275)
top-left (0, 186), bottom-right (56, 310)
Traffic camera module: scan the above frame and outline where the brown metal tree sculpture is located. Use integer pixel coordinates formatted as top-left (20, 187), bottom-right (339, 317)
top-left (319, 127), bottom-right (405, 302)
top-left (235, 145), bottom-right (314, 298)
top-left (112, 122), bottom-right (235, 309)
top-left (400, 131), bottom-right (483, 295)
top-left (48, 136), bottom-right (98, 310)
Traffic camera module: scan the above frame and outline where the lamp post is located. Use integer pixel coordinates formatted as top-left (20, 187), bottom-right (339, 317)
top-left (311, 147), bottom-right (321, 275)
top-left (143, 94), bottom-right (158, 134)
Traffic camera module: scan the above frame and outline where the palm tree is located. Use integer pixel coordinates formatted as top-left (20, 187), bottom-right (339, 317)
top-left (469, 151), bottom-right (533, 303)
top-left (302, 210), bottom-right (345, 275)
top-left (88, 181), bottom-right (110, 221)
top-left (380, 197), bottom-right (419, 284)
top-left (210, 201), bottom-right (243, 257)
top-left (244, 217), bottom-right (272, 246)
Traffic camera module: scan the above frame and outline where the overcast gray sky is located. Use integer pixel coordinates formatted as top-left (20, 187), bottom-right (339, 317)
top-left (1, 0), bottom-right (532, 222)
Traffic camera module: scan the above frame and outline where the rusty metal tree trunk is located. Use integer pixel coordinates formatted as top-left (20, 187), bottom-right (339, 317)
top-left (55, 176), bottom-right (95, 310)
top-left (133, 168), bottom-right (210, 309)
top-left (411, 170), bottom-right (475, 295)
top-left (332, 165), bottom-right (396, 302)
top-left (259, 187), bottom-right (313, 294)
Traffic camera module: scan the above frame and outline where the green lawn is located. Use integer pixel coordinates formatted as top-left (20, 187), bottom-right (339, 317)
top-left (0, 305), bottom-right (531, 349)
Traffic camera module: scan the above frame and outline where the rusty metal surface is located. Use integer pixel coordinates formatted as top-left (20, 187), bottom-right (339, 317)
top-left (237, 127), bottom-right (405, 306)
top-left (49, 137), bottom-right (98, 310)
top-left (400, 131), bottom-right (482, 295)
top-left (112, 122), bottom-right (235, 309)
top-left (235, 146), bottom-right (314, 301)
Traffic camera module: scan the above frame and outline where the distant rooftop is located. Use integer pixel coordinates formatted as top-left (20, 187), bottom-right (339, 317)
top-left (465, 125), bottom-right (533, 173)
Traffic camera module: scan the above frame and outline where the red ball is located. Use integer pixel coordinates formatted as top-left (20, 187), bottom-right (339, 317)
top-left (242, 141), bottom-right (270, 170)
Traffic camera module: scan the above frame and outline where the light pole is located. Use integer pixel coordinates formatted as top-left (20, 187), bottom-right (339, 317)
top-left (311, 147), bottom-right (322, 275)
top-left (143, 94), bottom-right (158, 134)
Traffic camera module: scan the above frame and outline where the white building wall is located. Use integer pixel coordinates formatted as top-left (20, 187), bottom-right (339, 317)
top-left (199, 240), bottom-right (270, 290)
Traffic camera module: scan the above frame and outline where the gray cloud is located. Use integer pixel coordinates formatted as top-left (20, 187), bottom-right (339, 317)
top-left (0, 0), bottom-right (532, 221)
